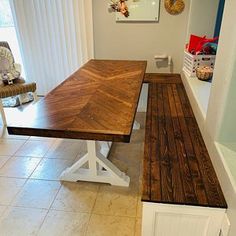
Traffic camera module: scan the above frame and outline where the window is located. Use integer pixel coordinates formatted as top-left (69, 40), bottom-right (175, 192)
top-left (0, 0), bottom-right (25, 77)
top-left (0, 0), bottom-right (14, 27)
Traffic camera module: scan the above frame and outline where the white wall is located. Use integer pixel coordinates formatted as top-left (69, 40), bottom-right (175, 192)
top-left (186, 0), bottom-right (219, 40)
top-left (218, 64), bottom-right (236, 142)
top-left (92, 0), bottom-right (190, 73)
top-left (206, 0), bottom-right (236, 142)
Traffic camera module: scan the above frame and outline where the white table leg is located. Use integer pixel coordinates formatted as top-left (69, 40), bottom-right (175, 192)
top-left (60, 140), bottom-right (130, 187)
top-left (97, 141), bottom-right (112, 171)
top-left (0, 99), bottom-right (7, 126)
top-left (133, 120), bottom-right (140, 130)
top-left (97, 141), bottom-right (112, 157)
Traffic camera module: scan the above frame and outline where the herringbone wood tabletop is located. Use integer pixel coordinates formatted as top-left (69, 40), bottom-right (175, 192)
top-left (7, 60), bottom-right (147, 142)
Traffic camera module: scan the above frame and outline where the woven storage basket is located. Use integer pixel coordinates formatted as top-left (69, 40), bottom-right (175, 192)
top-left (196, 66), bottom-right (213, 81)
top-left (183, 50), bottom-right (215, 77)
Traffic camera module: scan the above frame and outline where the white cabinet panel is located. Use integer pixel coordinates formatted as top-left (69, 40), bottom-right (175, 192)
top-left (142, 202), bottom-right (226, 236)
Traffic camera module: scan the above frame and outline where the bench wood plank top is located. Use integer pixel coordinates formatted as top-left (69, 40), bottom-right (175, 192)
top-left (142, 75), bottom-right (227, 208)
top-left (7, 60), bottom-right (147, 142)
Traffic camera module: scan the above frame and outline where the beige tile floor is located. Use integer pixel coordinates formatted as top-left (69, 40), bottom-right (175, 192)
top-left (0, 112), bottom-right (145, 236)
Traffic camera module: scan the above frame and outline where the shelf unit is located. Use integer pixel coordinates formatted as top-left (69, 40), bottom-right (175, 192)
top-left (182, 1), bottom-right (236, 235)
top-left (181, 71), bottom-right (211, 120)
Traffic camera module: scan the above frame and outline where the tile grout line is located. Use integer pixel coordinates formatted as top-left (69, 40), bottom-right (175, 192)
top-left (5, 178), bottom-right (30, 207)
top-left (133, 195), bottom-right (140, 236)
top-left (84, 184), bottom-right (101, 236)
top-left (134, 217), bottom-right (140, 236)
top-left (35, 210), bottom-right (48, 236)
top-left (11, 138), bottom-right (28, 157)
top-left (41, 139), bottom-right (86, 165)
top-left (41, 138), bottom-right (59, 159)
top-left (0, 156), bottom-right (15, 171)
top-left (26, 137), bottom-right (90, 231)
top-left (8, 179), bottom-right (62, 208)
top-left (0, 136), bottom-right (31, 208)
top-left (0, 137), bottom-right (28, 171)
top-left (26, 164), bottom-right (42, 180)
top-left (84, 211), bottom-right (139, 219)
top-left (14, 139), bottom-right (56, 160)
top-left (35, 181), bottom-right (63, 235)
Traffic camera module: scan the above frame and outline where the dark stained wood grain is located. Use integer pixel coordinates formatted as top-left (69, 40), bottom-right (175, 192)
top-left (158, 84), bottom-right (173, 202)
top-left (167, 85), bottom-right (198, 204)
top-left (7, 60), bottom-right (147, 142)
top-left (164, 85), bottom-right (184, 203)
top-left (172, 84), bottom-right (208, 205)
top-left (176, 83), bottom-right (194, 118)
top-left (142, 74), bottom-right (227, 208)
top-left (150, 83), bottom-right (161, 201)
top-left (144, 73), bottom-right (182, 84)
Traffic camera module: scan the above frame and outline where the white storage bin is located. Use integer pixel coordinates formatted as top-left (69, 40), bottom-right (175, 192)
top-left (183, 50), bottom-right (216, 77)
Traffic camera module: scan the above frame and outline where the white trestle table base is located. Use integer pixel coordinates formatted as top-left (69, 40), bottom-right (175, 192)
top-left (60, 140), bottom-right (130, 187)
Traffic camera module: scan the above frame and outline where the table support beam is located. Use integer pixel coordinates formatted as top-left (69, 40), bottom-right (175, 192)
top-left (60, 140), bottom-right (130, 187)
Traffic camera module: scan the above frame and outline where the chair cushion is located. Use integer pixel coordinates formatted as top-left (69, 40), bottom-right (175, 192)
top-left (0, 46), bottom-right (20, 84)
top-left (0, 80), bottom-right (36, 98)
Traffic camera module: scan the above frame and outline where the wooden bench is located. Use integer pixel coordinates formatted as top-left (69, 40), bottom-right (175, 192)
top-left (141, 74), bottom-right (227, 236)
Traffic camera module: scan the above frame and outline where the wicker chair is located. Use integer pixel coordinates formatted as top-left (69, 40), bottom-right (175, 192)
top-left (0, 41), bottom-right (37, 126)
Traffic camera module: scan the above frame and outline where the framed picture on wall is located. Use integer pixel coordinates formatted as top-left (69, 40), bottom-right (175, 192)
top-left (116, 0), bottom-right (160, 22)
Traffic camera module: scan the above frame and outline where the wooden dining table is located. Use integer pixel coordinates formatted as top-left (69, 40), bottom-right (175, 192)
top-left (7, 59), bottom-right (147, 187)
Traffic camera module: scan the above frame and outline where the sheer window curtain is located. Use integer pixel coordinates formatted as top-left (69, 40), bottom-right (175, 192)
top-left (9, 0), bottom-right (94, 95)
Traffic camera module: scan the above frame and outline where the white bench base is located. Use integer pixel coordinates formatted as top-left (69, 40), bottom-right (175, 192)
top-left (142, 202), bottom-right (226, 236)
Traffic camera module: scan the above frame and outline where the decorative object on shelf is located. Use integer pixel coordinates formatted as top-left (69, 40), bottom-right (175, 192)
top-left (196, 66), bottom-right (213, 81)
top-left (183, 34), bottom-right (218, 77)
top-left (110, 0), bottom-right (129, 17)
top-left (187, 34), bottom-right (218, 55)
top-left (164, 0), bottom-right (185, 15)
top-left (183, 50), bottom-right (215, 77)
top-left (202, 42), bottom-right (218, 55)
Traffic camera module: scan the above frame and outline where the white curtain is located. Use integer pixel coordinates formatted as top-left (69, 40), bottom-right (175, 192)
top-left (9, 0), bottom-right (94, 95)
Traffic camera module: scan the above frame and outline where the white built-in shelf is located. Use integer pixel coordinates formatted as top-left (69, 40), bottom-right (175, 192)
top-left (182, 71), bottom-right (236, 199)
top-left (182, 71), bottom-right (212, 120)
top-left (216, 142), bottom-right (236, 192)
